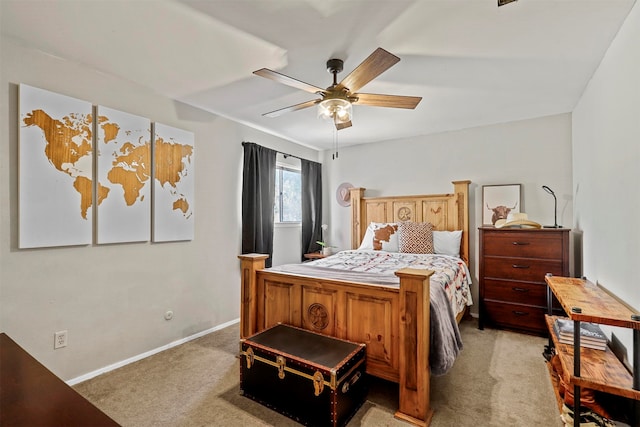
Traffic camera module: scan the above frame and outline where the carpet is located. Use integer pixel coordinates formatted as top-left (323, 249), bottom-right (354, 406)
top-left (74, 318), bottom-right (562, 426)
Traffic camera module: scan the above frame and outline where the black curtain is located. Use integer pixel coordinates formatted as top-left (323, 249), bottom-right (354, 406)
top-left (301, 159), bottom-right (322, 261)
top-left (241, 142), bottom-right (277, 268)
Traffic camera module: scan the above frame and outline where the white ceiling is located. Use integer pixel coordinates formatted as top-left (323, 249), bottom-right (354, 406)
top-left (1, 0), bottom-right (635, 150)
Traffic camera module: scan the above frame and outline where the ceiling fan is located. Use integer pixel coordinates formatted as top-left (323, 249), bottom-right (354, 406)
top-left (253, 47), bottom-right (422, 130)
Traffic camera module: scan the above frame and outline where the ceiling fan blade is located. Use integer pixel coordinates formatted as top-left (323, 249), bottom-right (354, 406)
top-left (262, 99), bottom-right (320, 118)
top-left (353, 93), bottom-right (422, 109)
top-left (335, 120), bottom-right (352, 130)
top-left (254, 68), bottom-right (326, 94)
top-left (336, 48), bottom-right (400, 93)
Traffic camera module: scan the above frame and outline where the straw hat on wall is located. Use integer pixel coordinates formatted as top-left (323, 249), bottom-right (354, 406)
top-left (336, 182), bottom-right (353, 207)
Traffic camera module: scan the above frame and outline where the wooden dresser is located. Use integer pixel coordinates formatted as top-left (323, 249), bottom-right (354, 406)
top-left (0, 333), bottom-right (119, 426)
top-left (478, 227), bottom-right (570, 335)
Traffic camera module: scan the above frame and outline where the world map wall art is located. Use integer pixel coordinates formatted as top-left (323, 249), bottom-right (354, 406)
top-left (153, 123), bottom-right (194, 243)
top-left (19, 84), bottom-right (93, 248)
top-left (96, 106), bottom-right (151, 244)
top-left (18, 84), bottom-right (195, 248)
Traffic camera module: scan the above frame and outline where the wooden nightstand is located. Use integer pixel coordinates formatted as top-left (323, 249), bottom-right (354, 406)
top-left (304, 252), bottom-right (326, 260)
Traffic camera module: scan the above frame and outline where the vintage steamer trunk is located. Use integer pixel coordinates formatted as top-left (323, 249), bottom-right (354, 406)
top-left (239, 324), bottom-right (367, 427)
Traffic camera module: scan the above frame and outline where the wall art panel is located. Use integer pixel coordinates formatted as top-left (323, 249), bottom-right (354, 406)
top-left (96, 106), bottom-right (151, 244)
top-left (19, 84), bottom-right (93, 248)
top-left (152, 123), bottom-right (194, 242)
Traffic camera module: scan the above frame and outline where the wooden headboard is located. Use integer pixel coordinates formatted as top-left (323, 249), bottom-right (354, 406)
top-left (349, 180), bottom-right (471, 265)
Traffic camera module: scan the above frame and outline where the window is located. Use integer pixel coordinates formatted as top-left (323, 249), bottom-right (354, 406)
top-left (274, 165), bottom-right (301, 223)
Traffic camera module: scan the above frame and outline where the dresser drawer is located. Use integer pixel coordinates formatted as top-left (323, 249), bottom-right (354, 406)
top-left (484, 257), bottom-right (563, 282)
top-left (482, 231), bottom-right (563, 259)
top-left (483, 301), bottom-right (547, 334)
top-left (483, 279), bottom-right (546, 306)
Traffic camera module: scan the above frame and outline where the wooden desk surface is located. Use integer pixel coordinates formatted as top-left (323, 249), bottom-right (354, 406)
top-left (0, 332), bottom-right (119, 426)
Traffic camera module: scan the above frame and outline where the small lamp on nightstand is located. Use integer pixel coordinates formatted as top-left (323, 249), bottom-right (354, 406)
top-left (542, 185), bottom-right (561, 228)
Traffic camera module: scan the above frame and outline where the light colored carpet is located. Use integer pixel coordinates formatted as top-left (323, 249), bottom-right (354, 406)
top-left (74, 318), bottom-right (562, 426)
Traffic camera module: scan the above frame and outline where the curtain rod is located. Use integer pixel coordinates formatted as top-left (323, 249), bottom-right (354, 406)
top-left (241, 141), bottom-right (318, 164)
top-left (281, 152), bottom-right (302, 160)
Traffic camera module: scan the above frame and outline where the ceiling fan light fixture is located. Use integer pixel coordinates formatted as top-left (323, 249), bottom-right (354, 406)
top-left (318, 98), bottom-right (352, 124)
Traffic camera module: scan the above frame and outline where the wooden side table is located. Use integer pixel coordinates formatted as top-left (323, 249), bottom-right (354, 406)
top-left (544, 276), bottom-right (640, 425)
top-left (304, 252), bottom-right (326, 260)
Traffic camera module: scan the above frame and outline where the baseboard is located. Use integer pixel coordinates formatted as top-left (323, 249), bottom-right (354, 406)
top-left (67, 318), bottom-right (240, 386)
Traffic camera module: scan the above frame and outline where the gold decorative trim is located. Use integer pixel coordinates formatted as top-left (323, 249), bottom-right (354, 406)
top-left (244, 347), bottom-right (254, 369)
top-left (238, 349), bottom-right (366, 393)
top-left (313, 371), bottom-right (325, 396)
top-left (239, 351), bottom-right (330, 387)
top-left (276, 355), bottom-right (286, 379)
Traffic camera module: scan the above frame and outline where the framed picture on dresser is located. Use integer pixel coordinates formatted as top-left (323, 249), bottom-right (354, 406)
top-left (482, 184), bottom-right (521, 226)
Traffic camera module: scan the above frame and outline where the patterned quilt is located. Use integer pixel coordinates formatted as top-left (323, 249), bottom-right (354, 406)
top-left (272, 250), bottom-right (472, 316)
top-left (268, 250), bottom-right (473, 375)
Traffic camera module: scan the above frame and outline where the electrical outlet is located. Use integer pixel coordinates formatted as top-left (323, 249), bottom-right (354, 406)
top-left (54, 330), bottom-right (67, 349)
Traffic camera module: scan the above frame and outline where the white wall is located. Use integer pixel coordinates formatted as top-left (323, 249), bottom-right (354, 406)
top-left (323, 113), bottom-right (574, 314)
top-left (0, 36), bottom-right (318, 381)
top-left (572, 2), bottom-right (640, 364)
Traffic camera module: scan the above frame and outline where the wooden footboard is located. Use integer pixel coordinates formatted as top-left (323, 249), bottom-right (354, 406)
top-left (238, 254), bottom-right (434, 425)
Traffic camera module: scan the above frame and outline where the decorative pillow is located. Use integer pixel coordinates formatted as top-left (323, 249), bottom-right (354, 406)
top-left (398, 222), bottom-right (434, 254)
top-left (433, 230), bottom-right (463, 257)
top-left (357, 222), bottom-right (399, 251)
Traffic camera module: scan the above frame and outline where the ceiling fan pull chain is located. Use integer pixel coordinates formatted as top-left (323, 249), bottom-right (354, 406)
top-left (332, 126), bottom-right (339, 160)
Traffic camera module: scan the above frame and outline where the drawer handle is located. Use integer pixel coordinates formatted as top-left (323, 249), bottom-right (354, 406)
top-left (512, 264), bottom-right (530, 269)
top-left (341, 371), bottom-right (362, 393)
top-left (512, 311), bottom-right (529, 316)
top-left (512, 287), bottom-right (529, 292)
top-left (512, 241), bottom-right (530, 246)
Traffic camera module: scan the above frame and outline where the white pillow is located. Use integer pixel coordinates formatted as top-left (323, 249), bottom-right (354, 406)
top-left (433, 230), bottom-right (462, 257)
top-left (357, 222), bottom-right (399, 252)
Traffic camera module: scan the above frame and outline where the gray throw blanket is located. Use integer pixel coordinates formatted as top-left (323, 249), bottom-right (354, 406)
top-left (429, 280), bottom-right (463, 376)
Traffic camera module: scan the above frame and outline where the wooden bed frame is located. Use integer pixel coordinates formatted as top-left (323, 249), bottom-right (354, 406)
top-left (238, 180), bottom-right (470, 426)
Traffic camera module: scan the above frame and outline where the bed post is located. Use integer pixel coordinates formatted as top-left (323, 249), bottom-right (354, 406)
top-left (394, 268), bottom-right (434, 426)
top-left (238, 254), bottom-right (269, 339)
top-left (349, 187), bottom-right (366, 249)
top-left (452, 180), bottom-right (470, 265)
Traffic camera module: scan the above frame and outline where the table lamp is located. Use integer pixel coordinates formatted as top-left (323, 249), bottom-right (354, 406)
top-left (542, 185), bottom-right (561, 228)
